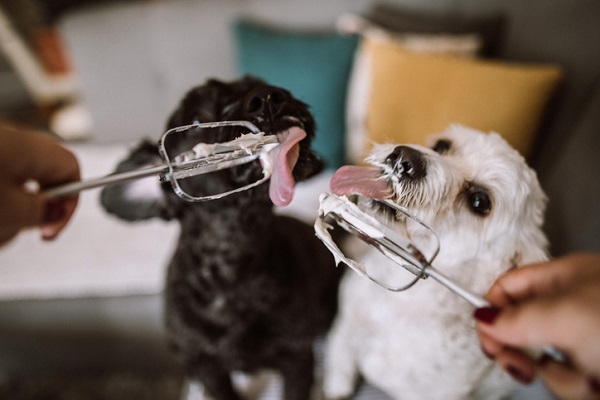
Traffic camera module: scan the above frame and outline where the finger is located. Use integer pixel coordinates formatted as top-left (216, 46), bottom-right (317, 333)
top-left (477, 296), bottom-right (582, 358)
top-left (0, 187), bottom-right (78, 242)
top-left (494, 346), bottom-right (537, 385)
top-left (538, 361), bottom-right (599, 400)
top-left (0, 187), bottom-right (45, 230)
top-left (40, 196), bottom-right (79, 240)
top-left (0, 226), bottom-right (19, 245)
top-left (476, 328), bottom-right (538, 384)
top-left (477, 328), bottom-right (503, 360)
top-left (486, 259), bottom-right (583, 307)
top-left (0, 188), bottom-right (47, 246)
top-left (476, 317), bottom-right (538, 383)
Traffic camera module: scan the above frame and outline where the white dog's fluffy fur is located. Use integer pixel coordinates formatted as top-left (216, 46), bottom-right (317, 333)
top-left (323, 125), bottom-right (548, 400)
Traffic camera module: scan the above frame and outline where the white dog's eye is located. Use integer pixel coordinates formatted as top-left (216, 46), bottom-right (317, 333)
top-left (467, 187), bottom-right (492, 215)
top-left (432, 139), bottom-right (451, 154)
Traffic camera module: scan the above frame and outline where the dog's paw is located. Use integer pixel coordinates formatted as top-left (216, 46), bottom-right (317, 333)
top-left (179, 379), bottom-right (214, 400)
top-left (322, 390), bottom-right (352, 400)
top-left (100, 140), bottom-right (174, 221)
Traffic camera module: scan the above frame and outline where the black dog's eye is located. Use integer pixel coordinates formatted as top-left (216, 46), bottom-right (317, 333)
top-left (432, 139), bottom-right (451, 154)
top-left (192, 111), bottom-right (213, 124)
top-left (467, 187), bottom-right (492, 216)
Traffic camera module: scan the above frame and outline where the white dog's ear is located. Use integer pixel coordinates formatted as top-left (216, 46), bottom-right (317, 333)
top-left (512, 180), bottom-right (550, 266)
top-left (512, 238), bottom-right (549, 267)
top-left (100, 140), bottom-right (178, 221)
top-left (514, 222), bottom-right (550, 264)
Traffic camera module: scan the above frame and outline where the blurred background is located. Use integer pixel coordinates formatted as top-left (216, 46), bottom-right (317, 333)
top-left (1, 0), bottom-right (598, 399)
top-left (0, 0), bottom-right (99, 135)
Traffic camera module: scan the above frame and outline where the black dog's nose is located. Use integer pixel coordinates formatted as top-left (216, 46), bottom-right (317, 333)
top-left (245, 86), bottom-right (288, 117)
top-left (385, 146), bottom-right (426, 180)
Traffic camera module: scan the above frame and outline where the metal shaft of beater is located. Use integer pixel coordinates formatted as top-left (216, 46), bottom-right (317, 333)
top-left (423, 265), bottom-right (568, 364)
top-left (422, 266), bottom-right (490, 308)
top-left (44, 165), bottom-right (167, 199)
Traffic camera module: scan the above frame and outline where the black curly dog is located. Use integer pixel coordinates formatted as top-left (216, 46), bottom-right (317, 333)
top-left (100, 77), bottom-right (343, 400)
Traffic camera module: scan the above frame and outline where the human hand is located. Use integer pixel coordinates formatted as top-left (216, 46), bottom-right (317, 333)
top-left (0, 121), bottom-right (80, 245)
top-left (475, 253), bottom-right (600, 400)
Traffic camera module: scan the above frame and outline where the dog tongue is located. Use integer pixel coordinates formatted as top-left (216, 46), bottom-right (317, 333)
top-left (269, 126), bottom-right (306, 206)
top-left (330, 165), bottom-right (392, 199)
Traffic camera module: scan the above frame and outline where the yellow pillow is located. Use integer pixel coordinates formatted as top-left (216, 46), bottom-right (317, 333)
top-left (365, 38), bottom-right (563, 157)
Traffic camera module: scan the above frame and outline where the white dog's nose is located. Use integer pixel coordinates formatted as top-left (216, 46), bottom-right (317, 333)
top-left (385, 146), bottom-right (426, 180)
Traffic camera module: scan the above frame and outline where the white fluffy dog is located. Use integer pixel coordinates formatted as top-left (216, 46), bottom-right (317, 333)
top-left (322, 125), bottom-right (548, 400)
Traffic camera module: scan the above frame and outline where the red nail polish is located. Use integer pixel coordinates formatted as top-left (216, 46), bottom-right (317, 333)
top-left (505, 365), bottom-right (533, 385)
top-left (43, 200), bottom-right (65, 224)
top-left (588, 375), bottom-right (600, 394)
top-left (474, 307), bottom-right (501, 324)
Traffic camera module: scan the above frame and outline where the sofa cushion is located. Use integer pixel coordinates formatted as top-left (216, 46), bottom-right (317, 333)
top-left (338, 4), bottom-right (507, 164)
top-left (363, 38), bottom-right (563, 158)
top-left (233, 19), bottom-right (358, 169)
top-left (342, 25), bottom-right (484, 164)
top-left (359, 2), bottom-right (506, 56)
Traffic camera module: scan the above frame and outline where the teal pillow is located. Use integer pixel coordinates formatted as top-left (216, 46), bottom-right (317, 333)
top-left (234, 19), bottom-right (359, 169)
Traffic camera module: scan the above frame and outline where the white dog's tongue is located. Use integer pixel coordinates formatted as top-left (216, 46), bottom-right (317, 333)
top-left (269, 126), bottom-right (307, 206)
top-left (330, 165), bottom-right (392, 199)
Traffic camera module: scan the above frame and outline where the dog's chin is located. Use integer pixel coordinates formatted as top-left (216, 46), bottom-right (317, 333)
top-left (354, 194), bottom-right (398, 222)
top-left (273, 118), bottom-right (305, 144)
top-left (278, 115), bottom-right (306, 131)
top-left (257, 118), bottom-right (312, 150)
top-left (360, 167), bottom-right (433, 217)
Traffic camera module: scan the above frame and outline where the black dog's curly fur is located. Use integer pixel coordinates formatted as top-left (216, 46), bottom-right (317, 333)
top-left (100, 77), bottom-right (343, 400)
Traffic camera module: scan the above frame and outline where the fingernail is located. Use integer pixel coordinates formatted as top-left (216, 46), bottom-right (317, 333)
top-left (474, 307), bottom-right (501, 324)
top-left (588, 375), bottom-right (600, 394)
top-left (43, 200), bottom-right (65, 224)
top-left (505, 365), bottom-right (533, 385)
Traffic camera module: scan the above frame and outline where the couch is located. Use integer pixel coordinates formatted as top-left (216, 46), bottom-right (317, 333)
top-left (1, 0), bottom-right (598, 399)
